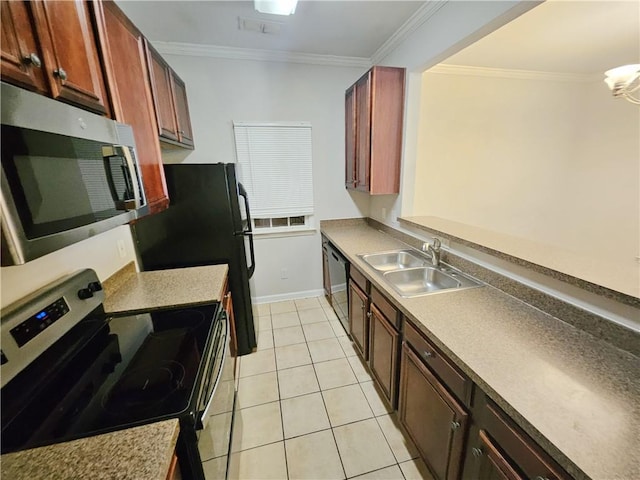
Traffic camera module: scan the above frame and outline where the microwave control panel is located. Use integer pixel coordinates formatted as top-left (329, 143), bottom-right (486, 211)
top-left (10, 298), bottom-right (70, 347)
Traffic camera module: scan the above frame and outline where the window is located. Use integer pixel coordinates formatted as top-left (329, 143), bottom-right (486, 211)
top-left (233, 122), bottom-right (314, 235)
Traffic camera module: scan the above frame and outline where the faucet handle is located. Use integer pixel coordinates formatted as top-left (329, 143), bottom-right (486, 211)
top-left (421, 242), bottom-right (429, 252)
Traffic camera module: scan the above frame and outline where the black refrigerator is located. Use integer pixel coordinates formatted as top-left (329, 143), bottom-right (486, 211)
top-left (131, 163), bottom-right (257, 355)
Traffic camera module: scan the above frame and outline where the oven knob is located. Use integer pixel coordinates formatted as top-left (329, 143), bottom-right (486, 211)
top-left (77, 288), bottom-right (93, 300)
top-left (88, 281), bottom-right (103, 292)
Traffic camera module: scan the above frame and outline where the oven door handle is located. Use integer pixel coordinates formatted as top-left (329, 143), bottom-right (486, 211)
top-left (200, 312), bottom-right (229, 424)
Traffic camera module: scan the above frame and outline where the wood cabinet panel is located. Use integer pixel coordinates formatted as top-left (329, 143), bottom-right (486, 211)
top-left (170, 73), bottom-right (194, 147)
top-left (94, 0), bottom-right (168, 213)
top-left (355, 71), bottom-right (371, 191)
top-left (145, 40), bottom-right (194, 149)
top-left (404, 319), bottom-right (472, 406)
top-left (146, 41), bottom-right (179, 141)
top-left (345, 66), bottom-right (405, 194)
top-left (0, 0), bottom-right (48, 94)
top-left (165, 452), bottom-right (183, 480)
top-left (399, 342), bottom-right (468, 480)
top-left (345, 84), bottom-right (356, 189)
top-left (370, 286), bottom-right (400, 330)
top-left (350, 266), bottom-right (367, 293)
top-left (368, 303), bottom-right (399, 408)
top-left (31, 0), bottom-right (109, 114)
top-left (349, 279), bottom-right (369, 360)
top-left (476, 430), bottom-right (524, 480)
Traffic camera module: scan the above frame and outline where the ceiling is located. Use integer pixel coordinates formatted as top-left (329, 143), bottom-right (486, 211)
top-left (442, 0), bottom-right (640, 74)
top-left (115, 1), bottom-right (425, 59)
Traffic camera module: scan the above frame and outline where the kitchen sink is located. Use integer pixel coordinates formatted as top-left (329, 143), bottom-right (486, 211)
top-left (360, 249), bottom-right (427, 272)
top-left (358, 249), bottom-right (482, 297)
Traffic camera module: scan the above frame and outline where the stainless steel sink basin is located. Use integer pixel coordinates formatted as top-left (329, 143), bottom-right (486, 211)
top-left (360, 249), bottom-right (427, 272)
top-left (358, 249), bottom-right (483, 297)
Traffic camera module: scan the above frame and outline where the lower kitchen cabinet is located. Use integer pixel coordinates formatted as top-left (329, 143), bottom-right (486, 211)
top-left (462, 392), bottom-right (570, 480)
top-left (398, 342), bottom-right (469, 480)
top-left (348, 278), bottom-right (369, 359)
top-left (368, 289), bottom-right (400, 408)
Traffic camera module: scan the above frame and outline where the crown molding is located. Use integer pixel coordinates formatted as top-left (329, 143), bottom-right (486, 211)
top-left (371, 0), bottom-right (448, 65)
top-left (152, 41), bottom-right (371, 68)
top-left (429, 64), bottom-right (600, 82)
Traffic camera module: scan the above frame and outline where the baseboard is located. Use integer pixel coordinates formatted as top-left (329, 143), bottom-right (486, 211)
top-left (252, 289), bottom-right (326, 305)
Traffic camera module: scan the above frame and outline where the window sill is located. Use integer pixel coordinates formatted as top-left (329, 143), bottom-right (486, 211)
top-left (252, 228), bottom-right (317, 239)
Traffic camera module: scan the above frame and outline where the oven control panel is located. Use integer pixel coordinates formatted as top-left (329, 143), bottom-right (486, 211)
top-left (10, 298), bottom-right (70, 347)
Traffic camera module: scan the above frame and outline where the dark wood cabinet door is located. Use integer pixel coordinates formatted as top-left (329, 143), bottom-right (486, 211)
top-left (348, 279), bottom-right (369, 360)
top-left (0, 0), bottom-right (48, 94)
top-left (399, 342), bottom-right (469, 480)
top-left (31, 0), bottom-right (108, 114)
top-left (369, 66), bottom-right (404, 194)
top-left (355, 71), bottom-right (371, 192)
top-left (94, 0), bottom-right (169, 214)
top-left (170, 73), bottom-right (194, 147)
top-left (345, 84), bottom-right (357, 189)
top-left (368, 303), bottom-right (399, 408)
top-left (474, 430), bottom-right (524, 480)
top-left (146, 41), bottom-right (179, 142)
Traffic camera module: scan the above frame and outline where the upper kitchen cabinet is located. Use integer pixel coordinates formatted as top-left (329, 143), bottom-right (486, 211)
top-left (1, 0), bottom-right (109, 115)
top-left (345, 66), bottom-right (405, 194)
top-left (145, 41), bottom-right (195, 149)
top-left (1, 1), bottom-right (48, 94)
top-left (93, 0), bottom-right (169, 213)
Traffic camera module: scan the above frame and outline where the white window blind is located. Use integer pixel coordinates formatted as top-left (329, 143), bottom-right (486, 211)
top-left (233, 122), bottom-right (314, 218)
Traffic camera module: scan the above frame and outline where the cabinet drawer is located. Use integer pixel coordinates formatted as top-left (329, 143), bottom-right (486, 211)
top-left (370, 286), bottom-right (400, 330)
top-left (483, 400), bottom-right (570, 480)
top-left (350, 266), bottom-right (368, 293)
top-left (404, 320), bottom-right (472, 405)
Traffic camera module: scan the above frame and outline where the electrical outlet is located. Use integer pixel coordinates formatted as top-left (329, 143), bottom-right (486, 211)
top-left (280, 268), bottom-right (288, 279)
top-left (117, 240), bottom-right (126, 259)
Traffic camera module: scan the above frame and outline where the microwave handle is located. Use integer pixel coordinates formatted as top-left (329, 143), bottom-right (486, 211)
top-left (102, 145), bottom-right (141, 211)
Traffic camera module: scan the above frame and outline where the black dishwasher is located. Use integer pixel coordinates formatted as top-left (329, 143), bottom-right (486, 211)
top-left (323, 237), bottom-right (350, 334)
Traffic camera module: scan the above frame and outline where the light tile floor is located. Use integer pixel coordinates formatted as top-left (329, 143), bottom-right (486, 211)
top-left (201, 296), bottom-right (435, 480)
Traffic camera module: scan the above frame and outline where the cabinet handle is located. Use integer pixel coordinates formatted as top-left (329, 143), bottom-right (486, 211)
top-left (54, 67), bottom-right (68, 81)
top-left (23, 53), bottom-right (42, 68)
top-left (472, 447), bottom-right (483, 458)
top-left (366, 311), bottom-right (371, 318)
top-left (535, 477), bottom-right (550, 480)
top-left (179, 130), bottom-right (185, 134)
top-left (451, 421), bottom-right (461, 430)
top-left (422, 350), bottom-right (433, 358)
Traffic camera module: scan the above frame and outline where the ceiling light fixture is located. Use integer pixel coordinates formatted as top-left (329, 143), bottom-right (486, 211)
top-left (254, 0), bottom-right (298, 16)
top-left (604, 64), bottom-right (640, 105)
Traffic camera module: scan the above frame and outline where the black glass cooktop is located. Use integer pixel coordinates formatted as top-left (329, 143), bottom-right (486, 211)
top-left (1, 304), bottom-right (217, 454)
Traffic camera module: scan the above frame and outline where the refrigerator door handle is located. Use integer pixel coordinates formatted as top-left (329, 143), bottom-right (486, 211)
top-left (237, 182), bottom-right (256, 278)
top-left (237, 182), bottom-right (253, 234)
top-left (245, 231), bottom-right (256, 279)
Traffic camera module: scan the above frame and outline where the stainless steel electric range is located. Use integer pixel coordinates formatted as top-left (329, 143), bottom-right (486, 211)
top-left (0, 269), bottom-right (235, 480)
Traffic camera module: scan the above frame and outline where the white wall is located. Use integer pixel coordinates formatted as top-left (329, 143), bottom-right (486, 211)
top-left (412, 70), bottom-right (640, 297)
top-left (160, 55), bottom-right (370, 301)
top-left (367, 1), bottom-right (539, 227)
top-left (0, 225), bottom-right (138, 308)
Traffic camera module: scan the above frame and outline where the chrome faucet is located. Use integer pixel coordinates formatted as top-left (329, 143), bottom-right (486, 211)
top-left (422, 238), bottom-right (442, 267)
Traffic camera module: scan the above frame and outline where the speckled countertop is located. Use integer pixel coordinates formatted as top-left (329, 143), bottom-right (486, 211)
top-left (1, 419), bottom-right (180, 480)
top-left (321, 222), bottom-right (640, 480)
top-left (103, 264), bottom-right (229, 315)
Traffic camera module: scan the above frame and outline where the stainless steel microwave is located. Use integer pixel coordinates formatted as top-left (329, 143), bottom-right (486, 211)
top-left (1, 82), bottom-right (148, 266)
